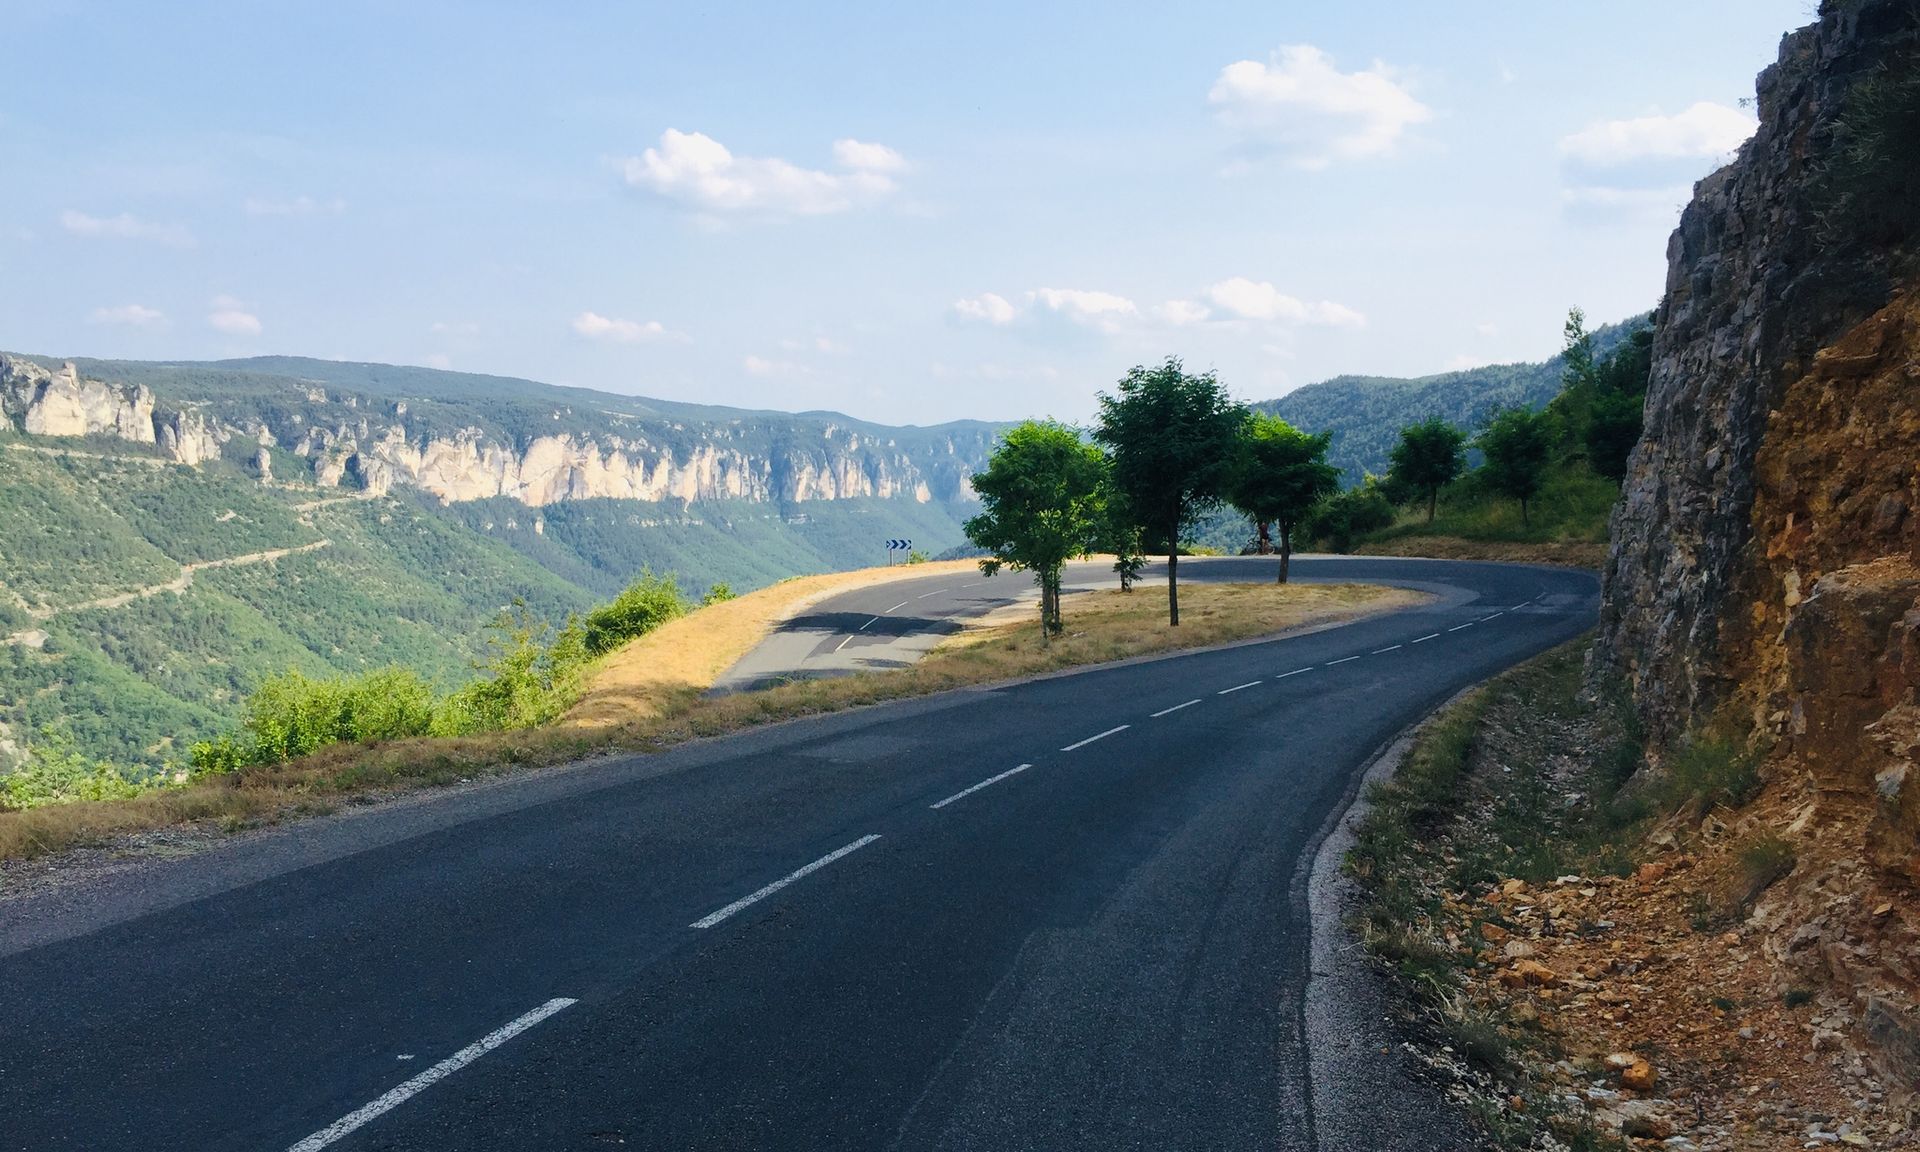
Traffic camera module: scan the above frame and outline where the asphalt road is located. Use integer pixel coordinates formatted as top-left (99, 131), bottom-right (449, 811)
top-left (0, 557), bottom-right (1597, 1151)
top-left (713, 554), bottom-right (1479, 691)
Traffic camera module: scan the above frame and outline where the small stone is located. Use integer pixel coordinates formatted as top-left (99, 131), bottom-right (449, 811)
top-left (1636, 861), bottom-right (1671, 884)
top-left (1871, 902), bottom-right (1892, 917)
top-left (1624, 1114), bottom-right (1675, 1140)
top-left (1621, 1059), bottom-right (1658, 1091)
top-left (1480, 921), bottom-right (1511, 943)
top-left (1502, 878), bottom-right (1529, 896)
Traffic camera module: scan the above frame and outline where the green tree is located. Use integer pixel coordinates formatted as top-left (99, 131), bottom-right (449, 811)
top-left (964, 420), bottom-right (1108, 638)
top-left (1476, 407), bottom-right (1554, 527)
top-left (1229, 415), bottom-right (1338, 583)
top-left (1094, 358), bottom-right (1249, 626)
top-left (1307, 481), bottom-right (1397, 554)
top-left (1585, 327), bottom-right (1653, 482)
top-left (583, 570), bottom-right (689, 655)
top-left (1387, 415), bottom-right (1468, 524)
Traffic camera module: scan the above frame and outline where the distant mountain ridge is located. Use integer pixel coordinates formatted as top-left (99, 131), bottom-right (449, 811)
top-left (1258, 313), bottom-right (1653, 483)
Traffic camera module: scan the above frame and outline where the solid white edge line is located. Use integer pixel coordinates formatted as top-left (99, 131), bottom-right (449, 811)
top-left (858, 616), bottom-right (880, 630)
top-left (285, 997), bottom-right (578, 1152)
top-left (1325, 655), bottom-right (1361, 666)
top-left (1276, 667), bottom-right (1313, 678)
top-left (1150, 699), bottom-right (1202, 717)
top-left (1448, 622), bottom-right (1475, 632)
top-left (1217, 680), bottom-right (1261, 695)
top-left (929, 764), bottom-right (1032, 809)
top-left (1371, 645), bottom-right (1402, 654)
top-left (886, 600), bottom-right (910, 613)
top-left (690, 835), bottom-right (882, 929)
top-left (1061, 724), bottom-right (1129, 752)
top-left (1411, 633), bottom-right (1440, 644)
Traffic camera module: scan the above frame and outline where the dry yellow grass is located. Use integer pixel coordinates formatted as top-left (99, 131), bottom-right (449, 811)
top-left (565, 559), bottom-right (982, 728)
top-left (0, 580), bottom-right (1418, 869)
top-left (1355, 535), bottom-right (1607, 569)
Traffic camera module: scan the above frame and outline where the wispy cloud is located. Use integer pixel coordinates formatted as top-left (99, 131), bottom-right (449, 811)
top-left (1205, 278), bottom-right (1365, 327)
top-left (1560, 102), bottom-right (1754, 166)
top-left (207, 295), bottom-right (262, 336)
top-left (87, 304), bottom-right (167, 329)
top-left (1209, 45), bottom-right (1431, 170)
top-left (622, 129), bottom-right (905, 218)
top-left (59, 210), bottom-right (193, 247)
top-left (570, 311), bottom-right (687, 343)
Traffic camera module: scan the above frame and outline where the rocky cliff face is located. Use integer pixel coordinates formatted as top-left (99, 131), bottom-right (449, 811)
top-left (0, 352), bottom-right (981, 508)
top-left (1596, 0), bottom-right (1919, 746)
top-left (1596, 0), bottom-right (1920, 1097)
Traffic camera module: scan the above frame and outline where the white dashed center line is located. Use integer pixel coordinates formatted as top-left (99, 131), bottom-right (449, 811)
top-left (1372, 644), bottom-right (1402, 654)
top-left (1151, 699), bottom-right (1202, 718)
top-left (858, 616), bottom-right (881, 630)
top-left (1448, 622), bottom-right (1475, 632)
top-left (916, 589), bottom-right (950, 599)
top-left (929, 764), bottom-right (1032, 809)
top-left (886, 601), bottom-right (910, 613)
top-left (1276, 667), bottom-right (1313, 679)
top-left (1325, 655), bottom-right (1361, 666)
top-left (690, 835), bottom-right (882, 929)
top-left (833, 634), bottom-right (856, 652)
top-left (1217, 680), bottom-right (1262, 695)
top-left (1061, 725), bottom-right (1129, 752)
top-left (1411, 633), bottom-right (1440, 644)
top-left (285, 998), bottom-right (578, 1152)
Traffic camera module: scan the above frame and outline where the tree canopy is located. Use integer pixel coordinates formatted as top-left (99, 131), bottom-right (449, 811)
top-left (963, 419), bottom-right (1108, 636)
top-left (1094, 358), bottom-right (1248, 626)
top-left (1387, 415), bottom-right (1468, 524)
top-left (1476, 406), bottom-right (1554, 526)
top-left (1229, 414), bottom-right (1338, 582)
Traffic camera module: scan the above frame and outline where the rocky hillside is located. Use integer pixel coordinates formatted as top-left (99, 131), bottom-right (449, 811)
top-left (0, 353), bottom-right (997, 508)
top-left (1595, 0), bottom-right (1920, 1107)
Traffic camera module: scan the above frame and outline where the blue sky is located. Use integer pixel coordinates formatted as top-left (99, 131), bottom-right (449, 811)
top-left (1, 0), bottom-right (1812, 425)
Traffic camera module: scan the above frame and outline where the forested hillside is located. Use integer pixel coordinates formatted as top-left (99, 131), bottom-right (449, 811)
top-left (1260, 314), bottom-right (1651, 483)
top-left (0, 352), bottom-right (988, 769)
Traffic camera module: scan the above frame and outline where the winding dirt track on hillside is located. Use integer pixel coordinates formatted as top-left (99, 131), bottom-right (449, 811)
top-left (4, 541), bottom-right (333, 643)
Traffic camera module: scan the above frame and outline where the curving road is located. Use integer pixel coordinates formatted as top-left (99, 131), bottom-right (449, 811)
top-left (0, 557), bottom-right (1597, 1152)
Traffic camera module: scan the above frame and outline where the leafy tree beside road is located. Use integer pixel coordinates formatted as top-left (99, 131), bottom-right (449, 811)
top-left (1229, 415), bottom-right (1339, 583)
top-left (1095, 358), bottom-right (1248, 626)
top-left (1388, 416), bottom-right (1468, 525)
top-left (963, 420), bottom-right (1108, 638)
top-left (1476, 406), bottom-right (1554, 527)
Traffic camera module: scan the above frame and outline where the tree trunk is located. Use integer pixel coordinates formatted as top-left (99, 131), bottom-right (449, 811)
top-left (1426, 489), bottom-right (1437, 525)
top-left (1278, 522), bottom-right (1291, 584)
top-left (1167, 540), bottom-right (1180, 627)
top-left (1520, 497), bottom-right (1530, 528)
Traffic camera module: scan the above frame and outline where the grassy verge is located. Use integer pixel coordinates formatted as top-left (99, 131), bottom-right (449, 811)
top-left (1, 580), bottom-right (1415, 869)
top-left (1352, 464), bottom-right (1618, 568)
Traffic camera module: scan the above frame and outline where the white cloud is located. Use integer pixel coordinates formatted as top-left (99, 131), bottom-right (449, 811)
top-left (1205, 278), bottom-right (1365, 327)
top-left (207, 295), bottom-right (262, 336)
top-left (1153, 299), bottom-right (1212, 326)
top-left (1209, 45), bottom-right (1431, 169)
top-left (951, 292), bottom-right (1017, 325)
top-left (59, 209), bottom-right (193, 246)
top-left (1560, 102), bottom-right (1755, 166)
top-left (87, 304), bottom-right (166, 329)
top-left (244, 195), bottom-right (346, 217)
top-left (570, 311), bottom-right (687, 343)
top-left (623, 129), bottom-right (904, 217)
top-left (743, 354), bottom-right (809, 377)
top-left (1027, 288), bottom-right (1139, 333)
top-left (831, 138), bottom-right (907, 173)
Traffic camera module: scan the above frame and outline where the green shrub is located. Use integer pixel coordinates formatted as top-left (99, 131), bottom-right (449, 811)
top-left (435, 603), bottom-right (590, 733)
top-left (0, 729), bottom-right (154, 810)
top-left (1650, 734), bottom-right (1763, 819)
top-left (583, 570), bottom-right (688, 655)
top-left (188, 666), bottom-right (437, 774)
top-left (1309, 482), bottom-right (1397, 552)
top-left (700, 582), bottom-right (736, 607)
